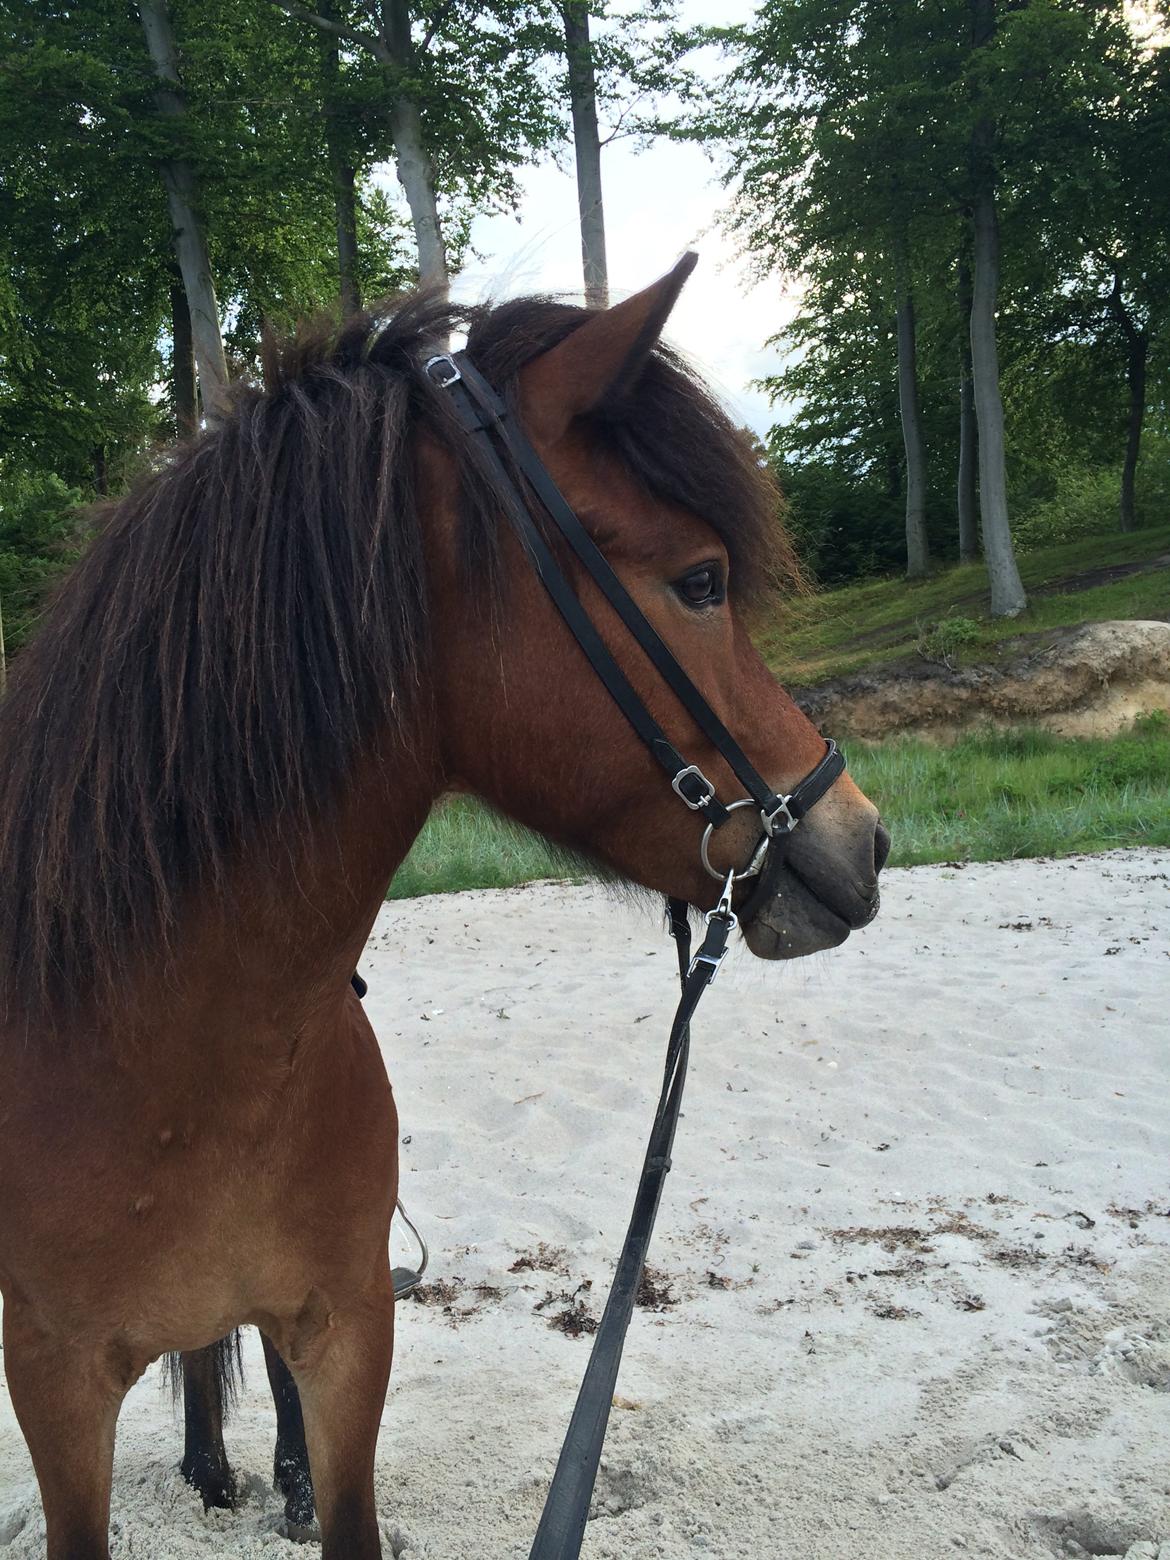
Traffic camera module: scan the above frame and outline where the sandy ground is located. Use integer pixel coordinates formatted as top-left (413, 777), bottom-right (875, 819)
top-left (2, 849), bottom-right (1169, 1559)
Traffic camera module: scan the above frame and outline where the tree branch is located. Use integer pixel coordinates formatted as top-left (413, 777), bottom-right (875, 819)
top-left (1102, 259), bottom-right (1143, 348)
top-left (418, 0), bottom-right (457, 55)
top-left (270, 0), bottom-right (383, 58)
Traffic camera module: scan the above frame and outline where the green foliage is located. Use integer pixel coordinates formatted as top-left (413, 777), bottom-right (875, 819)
top-left (848, 722), bottom-right (1170, 867)
top-left (683, 0), bottom-right (1170, 587)
top-left (1010, 464), bottom-right (1124, 551)
top-left (0, 470), bottom-right (89, 652)
top-left (777, 459), bottom-right (907, 586)
top-left (917, 614), bottom-right (982, 667)
top-left (389, 796), bottom-right (586, 900)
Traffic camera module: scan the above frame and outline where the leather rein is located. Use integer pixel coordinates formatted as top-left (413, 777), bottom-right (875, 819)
top-left (425, 349), bottom-right (846, 1560)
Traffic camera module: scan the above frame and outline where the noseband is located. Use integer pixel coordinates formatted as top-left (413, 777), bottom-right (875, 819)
top-left (425, 349), bottom-right (845, 1559)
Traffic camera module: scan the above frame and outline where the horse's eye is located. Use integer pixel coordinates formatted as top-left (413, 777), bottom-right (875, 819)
top-left (673, 564), bottom-right (724, 608)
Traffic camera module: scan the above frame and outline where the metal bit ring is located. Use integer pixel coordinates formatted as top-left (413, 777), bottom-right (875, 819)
top-left (700, 798), bottom-right (771, 883)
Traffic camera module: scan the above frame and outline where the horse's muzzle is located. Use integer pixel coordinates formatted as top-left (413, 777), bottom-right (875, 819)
top-left (737, 817), bottom-right (889, 960)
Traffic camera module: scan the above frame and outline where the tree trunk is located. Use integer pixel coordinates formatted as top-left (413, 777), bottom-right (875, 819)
top-left (333, 163), bottom-right (361, 312)
top-left (138, 0), bottom-right (230, 420)
top-left (0, 589), bottom-right (6, 696)
top-left (275, 0), bottom-right (446, 293)
top-left (171, 279), bottom-right (198, 436)
top-left (382, 0), bottom-right (447, 292)
top-left (969, 190), bottom-right (1026, 616)
top-left (957, 248), bottom-right (979, 561)
top-left (894, 238), bottom-right (929, 580)
top-left (561, 2), bottom-right (608, 307)
top-left (1106, 276), bottom-right (1147, 533)
top-left (968, 0), bottom-right (1026, 618)
top-left (92, 446), bottom-right (108, 496)
top-left (320, 6), bottom-right (361, 312)
top-left (1119, 332), bottom-right (1147, 532)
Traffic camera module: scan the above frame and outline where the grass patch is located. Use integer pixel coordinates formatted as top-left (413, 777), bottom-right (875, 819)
top-left (847, 716), bottom-right (1170, 866)
top-left (758, 523), bottom-right (1170, 684)
top-left (389, 718), bottom-right (1170, 898)
top-left (387, 796), bottom-right (581, 900)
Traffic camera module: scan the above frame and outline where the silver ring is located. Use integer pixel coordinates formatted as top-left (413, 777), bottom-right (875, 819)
top-left (700, 798), bottom-right (771, 883)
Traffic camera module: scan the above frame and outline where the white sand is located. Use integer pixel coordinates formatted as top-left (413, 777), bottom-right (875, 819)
top-left (2, 850), bottom-right (1169, 1559)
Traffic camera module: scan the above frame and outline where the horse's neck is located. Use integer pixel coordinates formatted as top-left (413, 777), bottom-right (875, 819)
top-left (142, 730), bottom-right (440, 1063)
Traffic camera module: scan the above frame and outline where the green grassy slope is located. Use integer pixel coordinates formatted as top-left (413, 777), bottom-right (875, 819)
top-left (758, 524), bottom-right (1170, 685)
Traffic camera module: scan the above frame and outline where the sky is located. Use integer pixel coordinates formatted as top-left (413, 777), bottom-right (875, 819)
top-left (454, 137), bottom-right (796, 438)
top-left (374, 2), bottom-right (797, 438)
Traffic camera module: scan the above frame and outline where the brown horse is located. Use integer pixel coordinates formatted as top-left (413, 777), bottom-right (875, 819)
top-left (0, 259), bottom-right (887, 1560)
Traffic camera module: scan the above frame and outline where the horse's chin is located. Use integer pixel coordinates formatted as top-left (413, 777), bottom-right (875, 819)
top-left (742, 898), bottom-right (854, 954)
top-left (735, 840), bottom-right (879, 961)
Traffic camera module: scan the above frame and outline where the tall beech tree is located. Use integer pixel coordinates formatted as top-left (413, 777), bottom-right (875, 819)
top-left (700, 0), bottom-right (1165, 599)
top-left (271, 0), bottom-right (448, 288)
top-left (318, 2), bottom-right (362, 310)
top-left (956, 245), bottom-right (979, 561)
top-left (139, 0), bottom-right (230, 419)
top-left (1088, 42), bottom-right (1170, 531)
top-left (270, 1), bottom-right (566, 293)
top-left (561, 2), bottom-right (608, 306)
top-left (893, 226), bottom-right (930, 578)
top-left (706, 0), bottom-right (954, 581)
top-left (966, 0), bottom-right (1026, 615)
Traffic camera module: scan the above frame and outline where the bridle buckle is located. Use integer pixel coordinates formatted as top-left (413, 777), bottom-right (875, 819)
top-left (671, 764), bottom-right (716, 811)
top-left (424, 353), bottom-right (462, 389)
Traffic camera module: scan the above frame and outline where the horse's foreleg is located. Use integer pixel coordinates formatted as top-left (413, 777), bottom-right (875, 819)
top-left (282, 1270), bottom-right (394, 1560)
top-left (2, 1304), bottom-right (128, 1560)
top-left (261, 1332), bottom-right (317, 1536)
top-left (179, 1336), bottom-right (241, 1509)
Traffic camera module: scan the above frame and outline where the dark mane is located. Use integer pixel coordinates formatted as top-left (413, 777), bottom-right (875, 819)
top-left (0, 288), bottom-right (791, 1018)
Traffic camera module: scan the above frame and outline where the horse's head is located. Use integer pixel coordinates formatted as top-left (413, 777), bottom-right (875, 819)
top-left (429, 257), bottom-right (887, 958)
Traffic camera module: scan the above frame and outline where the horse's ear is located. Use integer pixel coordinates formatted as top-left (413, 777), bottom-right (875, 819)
top-left (519, 252), bottom-right (698, 445)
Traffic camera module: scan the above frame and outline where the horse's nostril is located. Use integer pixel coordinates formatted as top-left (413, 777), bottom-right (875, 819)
top-left (873, 820), bottom-right (892, 875)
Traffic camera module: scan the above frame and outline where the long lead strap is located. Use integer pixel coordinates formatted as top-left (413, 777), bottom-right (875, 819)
top-left (527, 902), bottom-right (731, 1560)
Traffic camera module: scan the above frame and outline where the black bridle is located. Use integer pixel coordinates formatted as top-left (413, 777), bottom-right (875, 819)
top-left (426, 349), bottom-right (845, 1560)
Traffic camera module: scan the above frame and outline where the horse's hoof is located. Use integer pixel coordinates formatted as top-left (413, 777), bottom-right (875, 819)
top-left (273, 1453), bottom-right (315, 1529)
top-left (180, 1455), bottom-right (237, 1511)
top-left (275, 1515), bottom-right (321, 1544)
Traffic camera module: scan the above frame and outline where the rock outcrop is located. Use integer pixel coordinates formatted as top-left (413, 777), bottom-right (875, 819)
top-left (793, 620), bottom-right (1170, 741)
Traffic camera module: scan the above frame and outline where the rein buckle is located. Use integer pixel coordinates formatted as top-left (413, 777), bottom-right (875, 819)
top-left (689, 944), bottom-right (729, 985)
top-left (689, 873), bottom-right (737, 985)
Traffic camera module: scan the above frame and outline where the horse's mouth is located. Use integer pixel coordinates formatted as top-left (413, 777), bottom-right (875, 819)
top-left (735, 840), bottom-right (880, 961)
